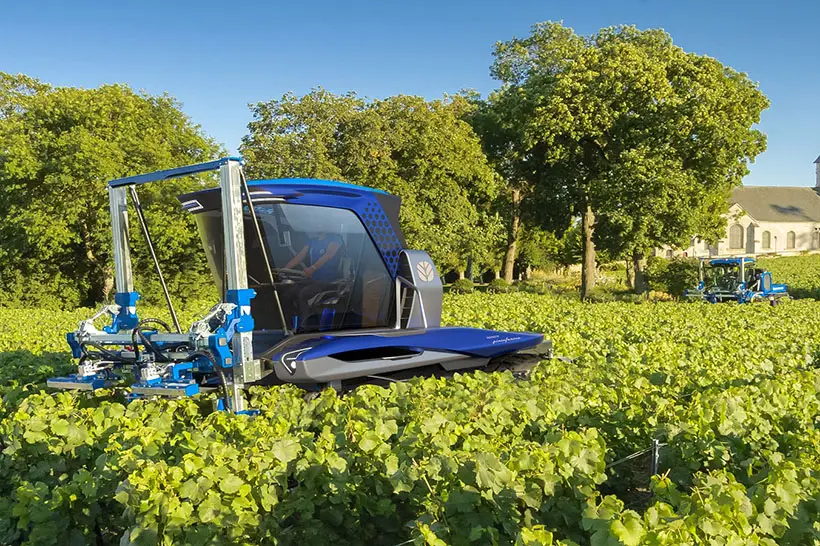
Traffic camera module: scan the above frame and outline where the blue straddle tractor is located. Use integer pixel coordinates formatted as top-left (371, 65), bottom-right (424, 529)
top-left (47, 158), bottom-right (552, 413)
top-left (684, 256), bottom-right (789, 305)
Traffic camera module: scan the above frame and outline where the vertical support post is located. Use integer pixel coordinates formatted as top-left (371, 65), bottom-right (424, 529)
top-left (109, 186), bottom-right (134, 293)
top-left (650, 439), bottom-right (660, 477)
top-left (740, 257), bottom-right (746, 286)
top-left (220, 160), bottom-right (258, 413)
top-left (107, 186), bottom-right (140, 333)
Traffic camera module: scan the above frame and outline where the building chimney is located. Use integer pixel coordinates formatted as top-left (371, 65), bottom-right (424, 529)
top-left (816, 155), bottom-right (820, 188)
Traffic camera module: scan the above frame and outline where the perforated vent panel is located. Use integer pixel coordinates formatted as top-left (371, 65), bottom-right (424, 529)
top-left (362, 199), bottom-right (402, 276)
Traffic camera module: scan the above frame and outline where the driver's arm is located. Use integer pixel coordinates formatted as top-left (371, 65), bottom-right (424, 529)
top-left (305, 242), bottom-right (340, 277)
top-left (284, 245), bottom-right (309, 270)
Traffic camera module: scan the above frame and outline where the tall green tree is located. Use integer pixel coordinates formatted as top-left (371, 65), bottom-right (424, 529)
top-left (0, 73), bottom-right (221, 307)
top-left (488, 23), bottom-right (769, 297)
top-left (241, 90), bottom-right (501, 274)
top-left (467, 95), bottom-right (540, 282)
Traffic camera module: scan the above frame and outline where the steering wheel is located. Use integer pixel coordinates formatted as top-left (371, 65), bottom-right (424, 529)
top-left (248, 268), bottom-right (307, 287)
top-left (274, 268), bottom-right (306, 277)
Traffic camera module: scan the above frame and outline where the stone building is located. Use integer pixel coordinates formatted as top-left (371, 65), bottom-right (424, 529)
top-left (657, 156), bottom-right (820, 258)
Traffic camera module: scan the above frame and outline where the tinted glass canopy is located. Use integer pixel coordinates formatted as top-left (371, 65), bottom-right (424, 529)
top-left (195, 203), bottom-right (395, 334)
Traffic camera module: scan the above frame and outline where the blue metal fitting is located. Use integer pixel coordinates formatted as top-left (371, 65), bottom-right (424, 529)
top-left (208, 332), bottom-right (234, 369)
top-left (66, 333), bottom-right (83, 359)
top-left (104, 292), bottom-right (141, 333)
top-left (225, 289), bottom-right (255, 339)
top-left (170, 361), bottom-right (194, 380)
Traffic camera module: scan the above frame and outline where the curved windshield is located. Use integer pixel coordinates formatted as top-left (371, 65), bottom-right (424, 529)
top-left (706, 265), bottom-right (740, 292)
top-left (195, 203), bottom-right (395, 333)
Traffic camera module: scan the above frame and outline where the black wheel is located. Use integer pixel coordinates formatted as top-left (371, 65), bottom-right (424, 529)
top-left (484, 353), bottom-right (544, 377)
top-left (303, 390), bottom-right (322, 402)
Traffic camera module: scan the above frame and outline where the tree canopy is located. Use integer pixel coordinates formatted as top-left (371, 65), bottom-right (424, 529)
top-left (0, 73), bottom-right (221, 307)
top-left (241, 90), bottom-right (502, 274)
top-left (0, 22), bottom-right (773, 304)
top-left (485, 22), bottom-right (769, 296)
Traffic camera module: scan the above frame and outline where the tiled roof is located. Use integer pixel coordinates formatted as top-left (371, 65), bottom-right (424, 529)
top-left (731, 186), bottom-right (820, 222)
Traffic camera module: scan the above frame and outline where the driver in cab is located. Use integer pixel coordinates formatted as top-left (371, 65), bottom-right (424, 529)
top-left (283, 231), bottom-right (345, 325)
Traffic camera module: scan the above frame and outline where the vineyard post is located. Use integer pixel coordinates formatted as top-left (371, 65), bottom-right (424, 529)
top-left (650, 439), bottom-right (660, 477)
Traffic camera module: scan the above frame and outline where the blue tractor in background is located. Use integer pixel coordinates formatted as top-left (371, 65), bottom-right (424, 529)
top-left (684, 256), bottom-right (789, 305)
top-left (47, 158), bottom-right (552, 413)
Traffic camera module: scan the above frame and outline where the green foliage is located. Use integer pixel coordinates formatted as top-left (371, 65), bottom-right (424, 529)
top-left (553, 225), bottom-right (583, 269)
top-left (241, 90), bottom-right (501, 274)
top-left (585, 288), bottom-right (617, 303)
top-left (0, 73), bottom-right (221, 308)
top-left (645, 256), bottom-right (699, 296)
top-left (450, 278), bottom-right (475, 294)
top-left (598, 262), bottom-right (626, 272)
top-left (487, 278), bottom-right (512, 293)
top-left (517, 227), bottom-right (561, 272)
top-left (644, 256), bottom-right (669, 291)
top-left (4, 294), bottom-right (820, 543)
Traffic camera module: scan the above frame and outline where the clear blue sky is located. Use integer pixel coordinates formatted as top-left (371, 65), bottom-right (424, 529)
top-left (2, 0), bottom-right (818, 186)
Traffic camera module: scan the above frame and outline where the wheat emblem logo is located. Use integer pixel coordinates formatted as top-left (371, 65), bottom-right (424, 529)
top-left (416, 261), bottom-right (435, 282)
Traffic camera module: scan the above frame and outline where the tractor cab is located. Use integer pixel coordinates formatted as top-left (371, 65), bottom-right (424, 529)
top-left (190, 189), bottom-right (400, 337)
top-left (704, 258), bottom-right (752, 297)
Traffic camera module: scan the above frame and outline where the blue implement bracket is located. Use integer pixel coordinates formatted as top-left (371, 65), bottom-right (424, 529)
top-left (66, 333), bottom-right (83, 359)
top-left (131, 380), bottom-right (200, 397)
top-left (104, 291), bottom-right (141, 333)
top-left (208, 332), bottom-right (234, 369)
top-left (108, 157), bottom-right (243, 188)
top-left (224, 289), bottom-right (256, 341)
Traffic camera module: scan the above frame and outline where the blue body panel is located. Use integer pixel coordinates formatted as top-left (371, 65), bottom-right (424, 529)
top-left (104, 291), bottom-right (140, 333)
top-left (248, 177), bottom-right (389, 195)
top-left (272, 327), bottom-right (544, 363)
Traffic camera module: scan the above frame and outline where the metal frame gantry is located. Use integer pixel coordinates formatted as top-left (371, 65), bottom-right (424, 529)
top-left (49, 157), bottom-right (260, 413)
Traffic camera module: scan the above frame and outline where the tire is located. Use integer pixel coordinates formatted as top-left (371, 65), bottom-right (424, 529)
top-left (303, 390), bottom-right (322, 402)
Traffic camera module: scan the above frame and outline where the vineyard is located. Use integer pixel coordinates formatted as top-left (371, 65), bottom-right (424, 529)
top-left (1, 290), bottom-right (820, 545)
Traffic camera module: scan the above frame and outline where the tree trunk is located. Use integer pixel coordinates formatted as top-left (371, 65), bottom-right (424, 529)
top-left (81, 221), bottom-right (108, 303)
top-left (580, 205), bottom-right (596, 299)
top-left (102, 266), bottom-right (115, 302)
top-left (494, 269), bottom-right (501, 280)
top-left (458, 270), bottom-right (465, 280)
top-left (502, 188), bottom-right (521, 283)
top-left (625, 259), bottom-right (634, 290)
top-left (632, 251), bottom-right (647, 294)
